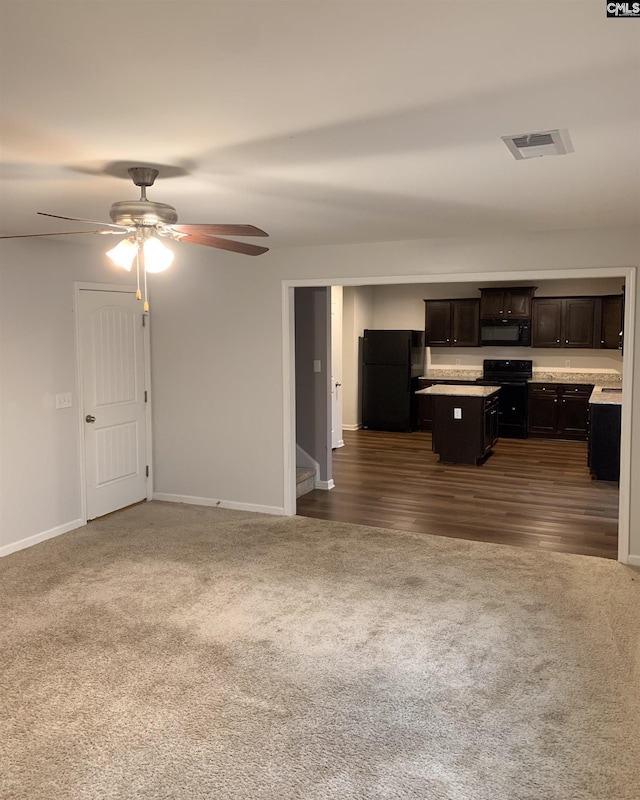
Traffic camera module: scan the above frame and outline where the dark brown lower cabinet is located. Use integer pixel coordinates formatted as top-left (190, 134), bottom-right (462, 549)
top-left (417, 379), bottom-right (434, 430)
top-left (527, 384), bottom-right (592, 440)
top-left (588, 403), bottom-right (621, 481)
top-left (432, 391), bottom-right (499, 465)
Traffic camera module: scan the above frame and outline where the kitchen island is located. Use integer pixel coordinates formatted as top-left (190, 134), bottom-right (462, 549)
top-left (416, 384), bottom-right (501, 465)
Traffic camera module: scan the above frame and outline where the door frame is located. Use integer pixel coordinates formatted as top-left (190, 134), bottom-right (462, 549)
top-left (74, 282), bottom-right (153, 524)
top-left (331, 286), bottom-right (345, 450)
top-left (282, 266), bottom-right (636, 565)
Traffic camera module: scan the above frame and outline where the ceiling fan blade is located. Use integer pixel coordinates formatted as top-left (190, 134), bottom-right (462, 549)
top-left (180, 232), bottom-right (269, 256)
top-left (171, 224), bottom-right (268, 237)
top-left (37, 211), bottom-right (129, 230)
top-left (0, 229), bottom-right (122, 240)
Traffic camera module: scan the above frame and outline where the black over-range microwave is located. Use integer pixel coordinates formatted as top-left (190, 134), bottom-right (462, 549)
top-left (479, 319), bottom-right (531, 347)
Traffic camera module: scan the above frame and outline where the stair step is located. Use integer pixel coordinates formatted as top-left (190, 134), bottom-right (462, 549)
top-left (296, 467), bottom-right (316, 498)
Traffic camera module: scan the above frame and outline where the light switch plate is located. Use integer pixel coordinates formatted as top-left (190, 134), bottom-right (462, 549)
top-left (55, 392), bottom-right (72, 409)
top-left (313, 360), bottom-right (322, 373)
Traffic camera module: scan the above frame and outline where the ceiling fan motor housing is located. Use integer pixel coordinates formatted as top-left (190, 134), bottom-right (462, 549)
top-left (109, 200), bottom-right (178, 227)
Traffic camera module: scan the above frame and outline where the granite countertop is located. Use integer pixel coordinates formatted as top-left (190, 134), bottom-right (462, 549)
top-left (529, 371), bottom-right (622, 386)
top-left (589, 386), bottom-right (623, 406)
top-left (416, 384), bottom-right (500, 398)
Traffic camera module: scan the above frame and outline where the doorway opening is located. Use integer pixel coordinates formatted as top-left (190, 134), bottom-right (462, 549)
top-left (286, 267), bottom-right (634, 563)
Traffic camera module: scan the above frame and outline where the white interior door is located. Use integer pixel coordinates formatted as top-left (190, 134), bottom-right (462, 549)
top-left (331, 286), bottom-right (344, 449)
top-left (78, 288), bottom-right (148, 520)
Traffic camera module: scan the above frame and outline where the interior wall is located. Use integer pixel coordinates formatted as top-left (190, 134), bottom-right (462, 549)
top-left (1, 227), bottom-right (638, 564)
top-left (342, 286), bottom-right (374, 428)
top-left (295, 287), bottom-right (332, 482)
top-left (149, 252), bottom-right (285, 511)
top-left (0, 237), bottom-right (135, 554)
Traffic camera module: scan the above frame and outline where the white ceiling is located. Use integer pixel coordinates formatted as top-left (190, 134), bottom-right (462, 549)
top-left (1, 1), bottom-right (639, 249)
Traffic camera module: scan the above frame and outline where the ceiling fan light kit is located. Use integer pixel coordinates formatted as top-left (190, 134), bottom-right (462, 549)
top-left (105, 238), bottom-right (137, 270)
top-left (0, 166), bottom-right (269, 312)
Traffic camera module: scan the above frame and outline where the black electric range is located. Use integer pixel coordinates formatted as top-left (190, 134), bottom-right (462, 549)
top-left (475, 359), bottom-right (532, 439)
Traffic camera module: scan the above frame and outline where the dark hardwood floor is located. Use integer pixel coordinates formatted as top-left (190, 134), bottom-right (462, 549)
top-left (296, 430), bottom-right (619, 559)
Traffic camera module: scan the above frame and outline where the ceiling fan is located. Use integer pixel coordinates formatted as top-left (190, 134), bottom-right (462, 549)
top-left (0, 166), bottom-right (269, 309)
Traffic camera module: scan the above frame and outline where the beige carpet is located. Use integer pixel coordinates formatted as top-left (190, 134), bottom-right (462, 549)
top-left (1, 501), bottom-right (639, 800)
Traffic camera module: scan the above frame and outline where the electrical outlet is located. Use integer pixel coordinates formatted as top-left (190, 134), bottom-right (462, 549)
top-left (55, 392), bottom-right (72, 409)
top-left (454, 407), bottom-right (462, 420)
top-left (565, 360), bottom-right (571, 368)
top-left (455, 358), bottom-right (461, 365)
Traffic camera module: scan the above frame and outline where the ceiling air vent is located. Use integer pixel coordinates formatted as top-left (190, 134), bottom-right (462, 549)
top-left (502, 129), bottom-right (574, 160)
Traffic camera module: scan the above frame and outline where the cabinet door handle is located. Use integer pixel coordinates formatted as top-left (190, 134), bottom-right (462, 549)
top-left (556, 339), bottom-right (560, 343)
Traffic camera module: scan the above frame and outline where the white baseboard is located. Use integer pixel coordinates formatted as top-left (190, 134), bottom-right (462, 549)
top-left (315, 479), bottom-right (335, 490)
top-left (342, 424), bottom-right (361, 431)
top-left (0, 518), bottom-right (85, 558)
top-left (333, 439), bottom-right (345, 449)
top-left (153, 493), bottom-right (285, 516)
top-left (627, 554), bottom-right (640, 567)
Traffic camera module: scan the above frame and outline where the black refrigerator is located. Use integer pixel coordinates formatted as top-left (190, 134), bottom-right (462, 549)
top-left (361, 329), bottom-right (425, 432)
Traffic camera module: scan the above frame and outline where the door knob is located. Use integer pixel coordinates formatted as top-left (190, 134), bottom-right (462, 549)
top-left (335, 382), bottom-right (342, 388)
top-left (85, 415), bottom-right (96, 423)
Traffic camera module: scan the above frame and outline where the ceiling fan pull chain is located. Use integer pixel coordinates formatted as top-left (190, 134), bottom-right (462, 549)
top-left (142, 248), bottom-right (149, 313)
top-left (135, 247), bottom-right (142, 301)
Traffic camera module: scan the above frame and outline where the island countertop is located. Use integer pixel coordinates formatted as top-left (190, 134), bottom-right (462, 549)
top-left (416, 385), bottom-right (500, 398)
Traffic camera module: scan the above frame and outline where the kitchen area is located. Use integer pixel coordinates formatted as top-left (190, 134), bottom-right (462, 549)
top-left (298, 278), bottom-right (624, 559)
top-left (357, 282), bottom-right (623, 473)
top-left (417, 283), bottom-right (623, 477)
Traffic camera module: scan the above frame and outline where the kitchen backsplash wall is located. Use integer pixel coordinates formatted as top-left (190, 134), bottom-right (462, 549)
top-left (427, 347), bottom-right (621, 372)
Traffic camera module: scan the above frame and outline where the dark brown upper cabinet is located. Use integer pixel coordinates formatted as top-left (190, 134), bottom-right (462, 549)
top-left (424, 299), bottom-right (480, 347)
top-left (599, 294), bottom-right (623, 349)
top-left (531, 297), bottom-right (599, 348)
top-left (479, 287), bottom-right (536, 319)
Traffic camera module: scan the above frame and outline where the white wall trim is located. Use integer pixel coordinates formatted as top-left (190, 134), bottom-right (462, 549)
top-left (282, 284), bottom-right (297, 516)
top-left (0, 519), bottom-right (84, 558)
top-left (342, 424), bottom-right (362, 431)
top-left (617, 267), bottom-right (635, 564)
top-left (153, 493), bottom-right (285, 516)
top-left (315, 479), bottom-right (335, 490)
top-left (627, 555), bottom-right (640, 568)
top-left (283, 265), bottom-right (637, 564)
